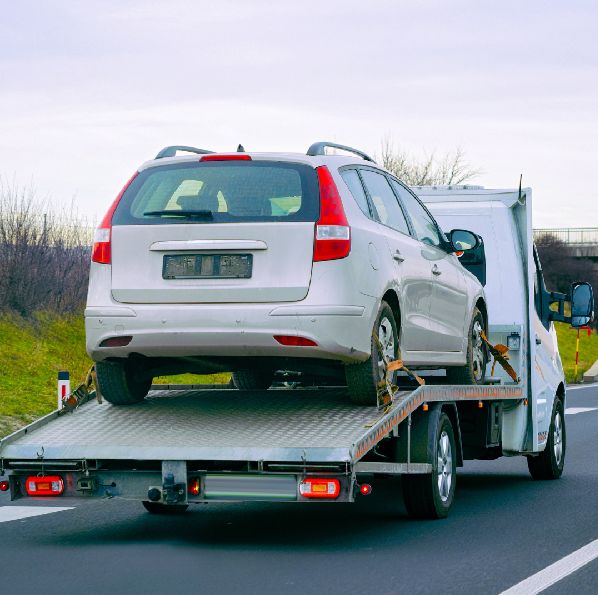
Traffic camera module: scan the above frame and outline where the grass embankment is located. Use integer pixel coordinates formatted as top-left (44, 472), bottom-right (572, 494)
top-left (0, 313), bottom-right (229, 438)
top-left (554, 322), bottom-right (598, 383)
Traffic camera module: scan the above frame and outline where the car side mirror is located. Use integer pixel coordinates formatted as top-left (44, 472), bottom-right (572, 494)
top-left (449, 229), bottom-right (479, 253)
top-left (570, 282), bottom-right (594, 328)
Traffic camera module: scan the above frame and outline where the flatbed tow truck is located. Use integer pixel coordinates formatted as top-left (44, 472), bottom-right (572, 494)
top-left (0, 186), bottom-right (592, 518)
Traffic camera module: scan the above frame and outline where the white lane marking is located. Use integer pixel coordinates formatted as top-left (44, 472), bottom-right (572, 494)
top-left (0, 506), bottom-right (73, 523)
top-left (499, 538), bottom-right (598, 595)
top-left (565, 407), bottom-right (598, 415)
top-left (567, 383), bottom-right (598, 391)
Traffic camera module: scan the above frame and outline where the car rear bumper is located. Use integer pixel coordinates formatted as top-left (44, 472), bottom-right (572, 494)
top-left (85, 303), bottom-right (371, 363)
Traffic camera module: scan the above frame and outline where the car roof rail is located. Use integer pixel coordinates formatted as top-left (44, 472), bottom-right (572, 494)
top-left (306, 141), bottom-right (375, 163)
top-left (155, 145), bottom-right (215, 159)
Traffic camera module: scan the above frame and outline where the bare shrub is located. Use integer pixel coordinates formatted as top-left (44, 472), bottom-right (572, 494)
top-left (379, 137), bottom-right (481, 186)
top-left (0, 181), bottom-right (91, 316)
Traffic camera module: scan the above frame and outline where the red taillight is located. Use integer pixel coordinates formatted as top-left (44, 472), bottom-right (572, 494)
top-left (313, 166), bottom-right (351, 262)
top-left (200, 154), bottom-right (251, 161)
top-left (299, 478), bottom-right (341, 499)
top-left (273, 335), bottom-right (318, 347)
top-left (25, 475), bottom-right (64, 496)
top-left (188, 478), bottom-right (201, 496)
top-left (99, 336), bottom-right (133, 348)
top-left (91, 171), bottom-right (139, 264)
top-left (0, 480), bottom-right (9, 492)
top-left (359, 483), bottom-right (372, 496)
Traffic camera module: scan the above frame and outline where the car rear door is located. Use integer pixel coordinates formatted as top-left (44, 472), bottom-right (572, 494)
top-left (110, 159), bottom-right (319, 304)
top-left (357, 169), bottom-right (433, 352)
top-left (391, 181), bottom-right (468, 352)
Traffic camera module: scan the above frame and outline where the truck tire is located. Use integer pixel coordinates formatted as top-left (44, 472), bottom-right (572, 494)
top-left (142, 501), bottom-right (189, 514)
top-left (446, 307), bottom-right (487, 385)
top-left (95, 360), bottom-right (152, 405)
top-left (527, 397), bottom-right (565, 480)
top-left (402, 413), bottom-right (456, 519)
top-left (232, 370), bottom-right (273, 390)
top-left (345, 301), bottom-right (398, 405)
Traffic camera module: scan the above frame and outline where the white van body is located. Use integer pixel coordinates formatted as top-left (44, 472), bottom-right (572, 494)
top-left (421, 185), bottom-right (565, 454)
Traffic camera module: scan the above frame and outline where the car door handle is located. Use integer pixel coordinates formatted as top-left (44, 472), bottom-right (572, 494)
top-left (393, 250), bottom-right (405, 262)
top-left (432, 265), bottom-right (442, 275)
top-left (536, 336), bottom-right (542, 345)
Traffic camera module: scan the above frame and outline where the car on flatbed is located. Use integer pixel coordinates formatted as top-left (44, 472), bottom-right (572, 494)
top-left (86, 142), bottom-right (488, 406)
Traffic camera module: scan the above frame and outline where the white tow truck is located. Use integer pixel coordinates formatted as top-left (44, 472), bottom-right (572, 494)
top-left (0, 185), bottom-right (592, 518)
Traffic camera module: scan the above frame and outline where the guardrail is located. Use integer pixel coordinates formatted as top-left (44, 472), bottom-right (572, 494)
top-left (534, 228), bottom-right (598, 245)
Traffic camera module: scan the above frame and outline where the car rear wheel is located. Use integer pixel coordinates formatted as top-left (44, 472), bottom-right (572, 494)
top-left (232, 369), bottom-right (274, 390)
top-left (95, 360), bottom-right (152, 405)
top-left (345, 301), bottom-right (398, 405)
top-left (446, 307), bottom-right (487, 385)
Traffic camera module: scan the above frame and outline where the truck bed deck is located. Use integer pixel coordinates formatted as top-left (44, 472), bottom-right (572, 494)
top-left (0, 384), bottom-right (524, 467)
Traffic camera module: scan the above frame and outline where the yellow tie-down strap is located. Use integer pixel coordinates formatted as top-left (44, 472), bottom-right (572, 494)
top-left (480, 331), bottom-right (520, 383)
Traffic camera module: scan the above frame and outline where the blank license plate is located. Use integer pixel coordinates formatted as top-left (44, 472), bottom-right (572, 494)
top-left (162, 254), bottom-right (253, 279)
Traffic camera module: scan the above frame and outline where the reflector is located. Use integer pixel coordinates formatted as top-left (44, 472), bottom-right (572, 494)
top-left (274, 335), bottom-right (318, 347)
top-left (0, 481), bottom-right (9, 492)
top-left (99, 336), bottom-right (133, 348)
top-left (188, 477), bottom-right (201, 496)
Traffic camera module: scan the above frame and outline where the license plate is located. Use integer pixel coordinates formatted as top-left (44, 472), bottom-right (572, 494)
top-left (162, 254), bottom-right (253, 279)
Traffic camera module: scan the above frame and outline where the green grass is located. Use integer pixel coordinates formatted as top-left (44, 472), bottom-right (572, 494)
top-left (554, 322), bottom-right (598, 383)
top-left (0, 313), bottom-right (229, 438)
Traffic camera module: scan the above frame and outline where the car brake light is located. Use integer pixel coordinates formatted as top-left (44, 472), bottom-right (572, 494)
top-left (99, 336), bottom-right (133, 347)
top-left (0, 481), bottom-right (9, 492)
top-left (91, 171), bottom-right (139, 264)
top-left (313, 166), bottom-right (351, 262)
top-left (273, 335), bottom-right (318, 347)
top-left (299, 478), bottom-right (341, 499)
top-left (25, 475), bottom-right (64, 496)
top-left (200, 154), bottom-right (251, 161)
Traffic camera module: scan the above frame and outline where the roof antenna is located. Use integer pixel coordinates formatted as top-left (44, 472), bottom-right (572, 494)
top-left (517, 173), bottom-right (525, 204)
top-left (237, 144), bottom-right (245, 152)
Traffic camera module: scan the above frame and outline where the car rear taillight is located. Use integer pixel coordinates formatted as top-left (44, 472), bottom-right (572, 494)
top-left (0, 480), bottom-right (9, 492)
top-left (91, 171), bottom-right (139, 264)
top-left (25, 475), bottom-right (64, 496)
top-left (200, 154), bottom-right (252, 161)
top-left (299, 478), bottom-right (341, 499)
top-left (273, 335), bottom-right (318, 347)
top-left (313, 166), bottom-right (350, 262)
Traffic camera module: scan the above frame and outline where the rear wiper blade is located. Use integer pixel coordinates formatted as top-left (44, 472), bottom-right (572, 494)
top-left (143, 210), bottom-right (214, 219)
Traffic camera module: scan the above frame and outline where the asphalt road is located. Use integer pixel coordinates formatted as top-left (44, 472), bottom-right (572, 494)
top-left (2, 385), bottom-right (598, 595)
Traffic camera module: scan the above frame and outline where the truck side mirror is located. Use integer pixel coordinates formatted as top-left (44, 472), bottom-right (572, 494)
top-left (449, 229), bottom-right (479, 253)
top-left (570, 282), bottom-right (594, 328)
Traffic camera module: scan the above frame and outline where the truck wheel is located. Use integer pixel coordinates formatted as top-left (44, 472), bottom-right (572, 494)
top-left (527, 397), bottom-right (566, 480)
top-left (95, 360), bottom-right (152, 405)
top-left (232, 370), bottom-right (273, 390)
top-left (142, 501), bottom-right (189, 514)
top-left (446, 307), bottom-right (487, 385)
top-left (345, 301), bottom-right (398, 405)
top-left (402, 413), bottom-right (456, 519)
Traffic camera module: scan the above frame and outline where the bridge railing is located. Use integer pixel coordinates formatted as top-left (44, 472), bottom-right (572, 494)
top-left (533, 228), bottom-right (598, 245)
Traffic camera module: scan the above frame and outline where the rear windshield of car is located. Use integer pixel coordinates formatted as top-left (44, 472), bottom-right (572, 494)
top-left (112, 160), bottom-right (319, 225)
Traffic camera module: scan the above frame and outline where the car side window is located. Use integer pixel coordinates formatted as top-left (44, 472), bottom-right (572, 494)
top-left (391, 181), bottom-right (443, 248)
top-left (359, 170), bottom-right (410, 235)
top-left (340, 169), bottom-right (371, 218)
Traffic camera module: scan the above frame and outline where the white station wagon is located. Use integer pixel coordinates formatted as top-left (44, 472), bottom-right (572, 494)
top-left (86, 142), bottom-right (488, 405)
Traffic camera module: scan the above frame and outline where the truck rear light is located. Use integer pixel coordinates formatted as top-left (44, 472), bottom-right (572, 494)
top-left (25, 475), bottom-right (64, 496)
top-left (273, 335), bottom-right (318, 347)
top-left (299, 478), bottom-right (341, 499)
top-left (0, 481), bottom-right (9, 492)
top-left (313, 166), bottom-right (351, 262)
top-left (99, 336), bottom-right (133, 347)
top-left (200, 154), bottom-right (251, 161)
top-left (188, 477), bottom-right (201, 496)
top-left (92, 171), bottom-right (139, 264)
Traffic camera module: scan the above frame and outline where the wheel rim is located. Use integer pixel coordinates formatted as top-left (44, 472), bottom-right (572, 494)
top-left (471, 319), bottom-right (485, 382)
top-left (553, 410), bottom-right (563, 466)
top-left (437, 430), bottom-right (453, 502)
top-left (376, 316), bottom-right (395, 380)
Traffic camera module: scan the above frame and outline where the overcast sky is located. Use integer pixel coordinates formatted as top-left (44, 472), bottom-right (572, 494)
top-left (1, 0), bottom-right (596, 227)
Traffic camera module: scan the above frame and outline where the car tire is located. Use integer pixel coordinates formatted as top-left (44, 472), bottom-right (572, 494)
top-left (345, 301), bottom-right (398, 405)
top-left (232, 370), bottom-right (273, 390)
top-left (142, 501), bottom-right (189, 514)
top-left (446, 307), bottom-right (487, 385)
top-left (402, 412), bottom-right (456, 519)
top-left (527, 397), bottom-right (566, 480)
top-left (95, 360), bottom-right (152, 405)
